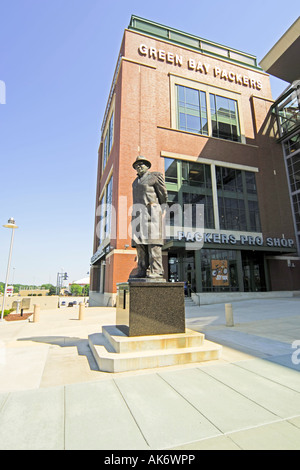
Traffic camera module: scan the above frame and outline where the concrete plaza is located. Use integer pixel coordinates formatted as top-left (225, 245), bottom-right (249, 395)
top-left (0, 295), bottom-right (300, 450)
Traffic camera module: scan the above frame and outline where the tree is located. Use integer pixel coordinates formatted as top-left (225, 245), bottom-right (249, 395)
top-left (70, 284), bottom-right (82, 296)
top-left (48, 285), bottom-right (56, 296)
top-left (83, 284), bottom-right (90, 296)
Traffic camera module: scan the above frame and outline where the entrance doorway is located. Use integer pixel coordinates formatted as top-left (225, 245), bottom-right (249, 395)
top-left (242, 251), bottom-right (266, 291)
top-left (168, 252), bottom-right (195, 296)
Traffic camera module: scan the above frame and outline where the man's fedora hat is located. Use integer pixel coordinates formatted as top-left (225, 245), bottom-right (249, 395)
top-left (132, 155), bottom-right (152, 169)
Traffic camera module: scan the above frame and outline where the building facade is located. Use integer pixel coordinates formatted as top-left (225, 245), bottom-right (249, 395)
top-left (90, 16), bottom-right (300, 306)
top-left (260, 17), bottom-right (300, 257)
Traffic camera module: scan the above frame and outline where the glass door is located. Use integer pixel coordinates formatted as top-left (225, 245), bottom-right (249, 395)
top-left (242, 251), bottom-right (266, 291)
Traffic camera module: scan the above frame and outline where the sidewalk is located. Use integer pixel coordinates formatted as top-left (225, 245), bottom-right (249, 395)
top-left (0, 298), bottom-right (300, 450)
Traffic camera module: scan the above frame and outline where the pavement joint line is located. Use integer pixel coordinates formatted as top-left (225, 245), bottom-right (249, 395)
top-left (0, 393), bottom-right (10, 415)
top-left (165, 415), bottom-right (300, 450)
top-left (222, 415), bottom-right (300, 437)
top-left (112, 378), bottom-right (151, 449)
top-left (157, 371), bottom-right (225, 434)
top-left (196, 365), bottom-right (281, 420)
top-left (233, 360), bottom-right (300, 393)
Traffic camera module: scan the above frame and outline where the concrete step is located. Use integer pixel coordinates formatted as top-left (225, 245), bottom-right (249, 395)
top-left (102, 325), bottom-right (205, 353)
top-left (88, 327), bottom-right (222, 373)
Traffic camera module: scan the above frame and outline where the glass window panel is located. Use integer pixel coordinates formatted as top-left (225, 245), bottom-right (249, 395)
top-left (187, 114), bottom-right (201, 132)
top-left (248, 200), bottom-right (261, 231)
top-left (178, 85), bottom-right (185, 102)
top-left (177, 85), bottom-right (207, 135)
top-left (210, 94), bottom-right (216, 112)
top-left (179, 113), bottom-right (186, 129)
top-left (99, 195), bottom-right (105, 244)
top-left (183, 192), bottom-right (213, 229)
top-left (103, 133), bottom-right (108, 168)
top-left (165, 158), bottom-right (178, 183)
top-left (105, 176), bottom-right (113, 238)
top-left (166, 191), bottom-right (179, 228)
top-left (185, 87), bottom-right (200, 108)
top-left (209, 93), bottom-right (241, 142)
top-left (181, 161), bottom-right (211, 189)
top-left (216, 96), bottom-right (229, 114)
top-left (284, 134), bottom-right (300, 154)
top-left (201, 118), bottom-right (209, 135)
top-left (188, 163), bottom-right (205, 185)
top-left (108, 112), bottom-right (114, 154)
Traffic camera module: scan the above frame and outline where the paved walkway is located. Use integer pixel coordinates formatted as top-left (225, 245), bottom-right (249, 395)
top-left (0, 297), bottom-right (300, 450)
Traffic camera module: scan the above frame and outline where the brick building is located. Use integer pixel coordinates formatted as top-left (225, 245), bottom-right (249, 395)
top-left (90, 16), bottom-right (300, 307)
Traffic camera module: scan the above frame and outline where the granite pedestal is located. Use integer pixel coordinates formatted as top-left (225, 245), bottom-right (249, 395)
top-left (88, 280), bottom-right (222, 373)
top-left (116, 281), bottom-right (186, 336)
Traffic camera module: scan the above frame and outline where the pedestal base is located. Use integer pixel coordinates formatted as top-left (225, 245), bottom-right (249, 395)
top-left (116, 281), bottom-right (185, 336)
top-left (88, 326), bottom-right (222, 373)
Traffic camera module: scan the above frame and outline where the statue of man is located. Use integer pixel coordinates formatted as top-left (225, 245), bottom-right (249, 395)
top-left (131, 156), bottom-right (168, 279)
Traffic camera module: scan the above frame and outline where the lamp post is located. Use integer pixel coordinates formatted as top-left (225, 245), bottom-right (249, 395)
top-left (1, 218), bottom-right (19, 322)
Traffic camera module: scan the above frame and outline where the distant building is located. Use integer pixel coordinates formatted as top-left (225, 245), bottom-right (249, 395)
top-left (70, 277), bottom-right (90, 286)
top-left (90, 16), bottom-right (300, 306)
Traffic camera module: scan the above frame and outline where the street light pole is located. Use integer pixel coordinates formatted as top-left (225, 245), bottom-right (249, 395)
top-left (1, 218), bottom-right (19, 322)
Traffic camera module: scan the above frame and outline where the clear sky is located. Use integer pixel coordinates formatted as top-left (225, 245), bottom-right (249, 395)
top-left (0, 0), bottom-right (298, 286)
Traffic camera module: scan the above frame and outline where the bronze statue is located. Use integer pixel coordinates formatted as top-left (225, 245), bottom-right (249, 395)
top-left (131, 156), bottom-right (168, 279)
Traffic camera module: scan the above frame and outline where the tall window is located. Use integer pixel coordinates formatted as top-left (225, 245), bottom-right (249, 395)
top-left (105, 176), bottom-right (113, 239)
top-left (216, 166), bottom-right (261, 232)
top-left (103, 111), bottom-right (114, 169)
top-left (98, 175), bottom-right (114, 246)
top-left (177, 85), bottom-right (208, 135)
top-left (210, 94), bottom-right (241, 142)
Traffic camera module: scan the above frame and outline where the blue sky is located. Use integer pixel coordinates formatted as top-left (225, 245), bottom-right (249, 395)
top-left (0, 0), bottom-right (298, 286)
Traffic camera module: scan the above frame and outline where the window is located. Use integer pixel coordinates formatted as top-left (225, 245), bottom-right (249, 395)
top-left (164, 157), bottom-right (261, 235)
top-left (98, 194), bottom-right (106, 246)
top-left (105, 176), bottom-right (113, 239)
top-left (216, 167), bottom-right (243, 192)
top-left (164, 158), bottom-right (214, 230)
top-left (287, 153), bottom-right (300, 193)
top-left (102, 111), bottom-right (114, 169)
top-left (166, 191), bottom-right (179, 227)
top-left (98, 175), bottom-right (114, 246)
top-left (177, 85), bottom-right (208, 135)
top-left (218, 197), bottom-right (247, 231)
top-left (284, 134), bottom-right (300, 154)
top-left (103, 134), bottom-right (108, 169)
top-left (108, 112), bottom-right (114, 153)
top-left (216, 165), bottom-right (261, 232)
top-left (165, 158), bottom-right (178, 184)
top-left (183, 192), bottom-right (214, 229)
top-left (182, 161), bottom-right (212, 188)
top-left (248, 200), bottom-right (261, 232)
top-left (172, 77), bottom-right (244, 143)
top-left (210, 94), bottom-right (241, 142)
top-left (292, 193), bottom-right (300, 232)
